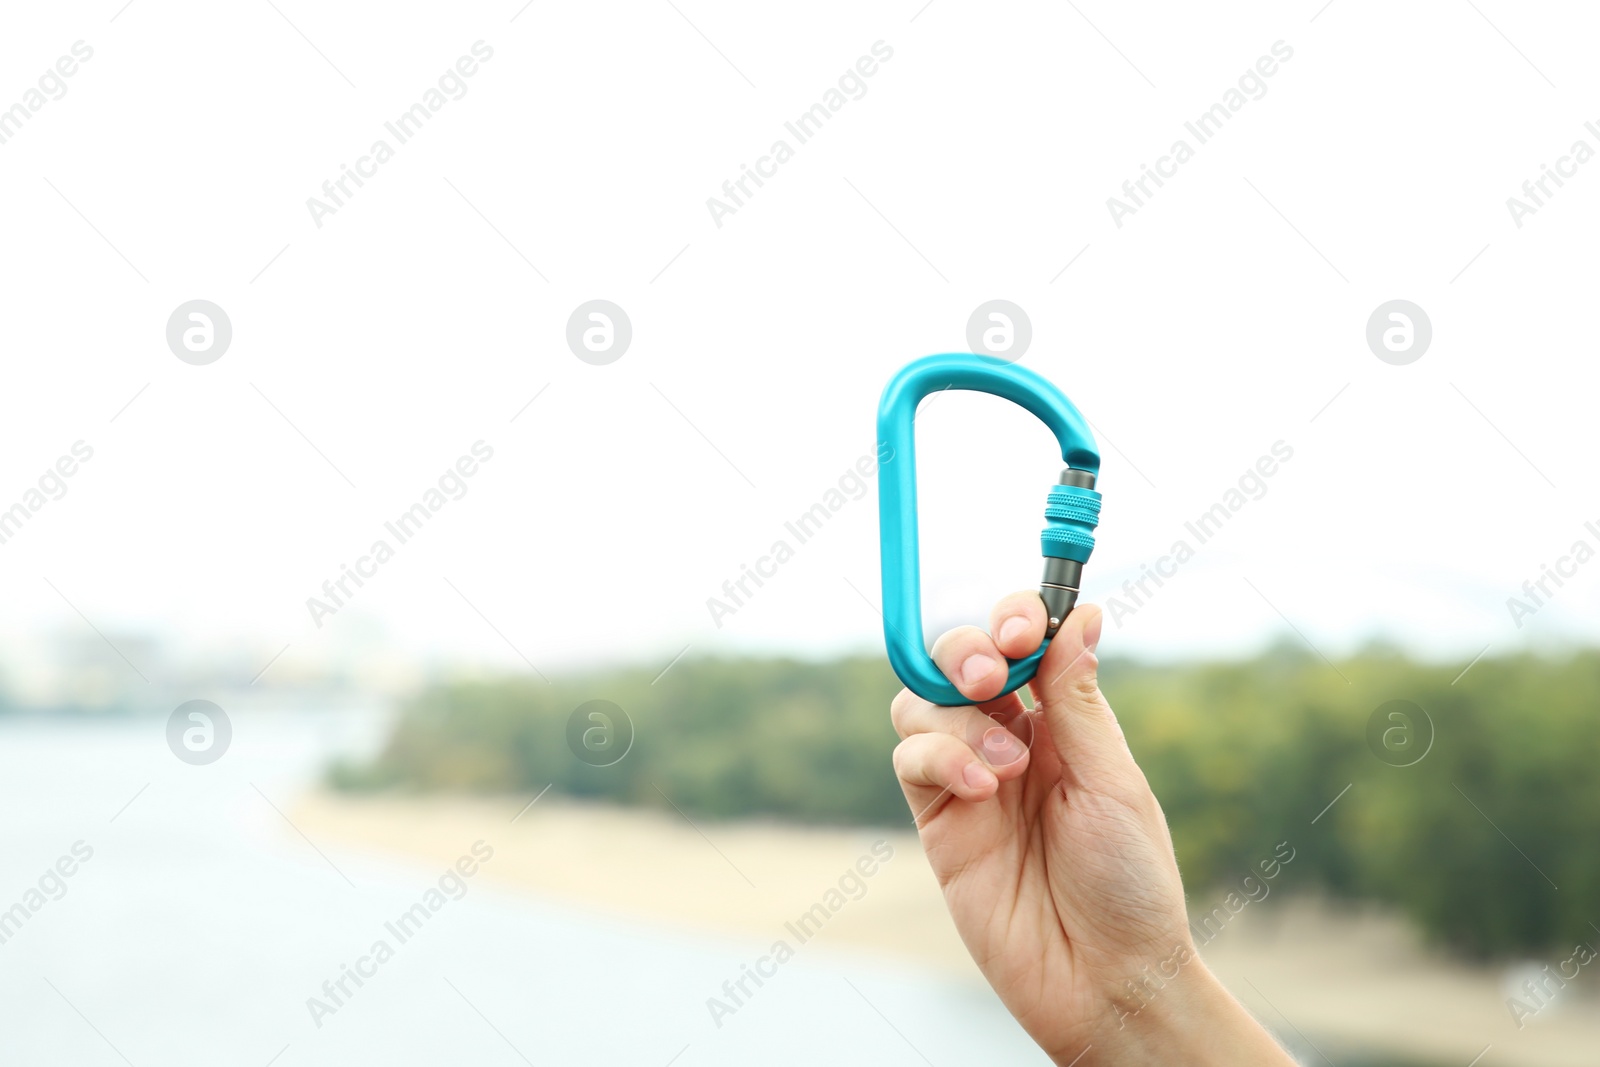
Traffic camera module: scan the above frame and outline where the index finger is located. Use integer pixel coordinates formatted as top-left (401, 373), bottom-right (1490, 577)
top-left (929, 625), bottom-right (1008, 703)
top-left (927, 589), bottom-right (1050, 702)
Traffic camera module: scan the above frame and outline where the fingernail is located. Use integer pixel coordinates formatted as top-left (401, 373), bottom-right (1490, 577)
top-left (997, 615), bottom-right (1028, 646)
top-left (1084, 609), bottom-right (1103, 653)
top-left (962, 762), bottom-right (997, 791)
top-left (983, 726), bottom-right (1025, 765)
top-left (960, 653), bottom-right (998, 686)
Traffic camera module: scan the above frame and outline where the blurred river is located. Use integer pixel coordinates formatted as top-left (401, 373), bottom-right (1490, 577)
top-left (0, 707), bottom-right (1053, 1066)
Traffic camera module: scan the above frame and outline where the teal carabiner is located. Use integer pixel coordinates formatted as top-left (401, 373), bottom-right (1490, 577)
top-left (876, 353), bottom-right (1103, 706)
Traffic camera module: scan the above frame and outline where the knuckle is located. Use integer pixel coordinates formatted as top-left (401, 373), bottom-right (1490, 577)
top-left (889, 688), bottom-right (919, 732)
top-left (932, 625), bottom-right (984, 659)
top-left (890, 737), bottom-right (923, 779)
top-left (1008, 591), bottom-right (1045, 619)
top-left (1068, 673), bottom-right (1108, 708)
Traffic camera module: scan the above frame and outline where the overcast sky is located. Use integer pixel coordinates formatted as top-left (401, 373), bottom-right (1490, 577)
top-left (2, 1), bottom-right (1596, 684)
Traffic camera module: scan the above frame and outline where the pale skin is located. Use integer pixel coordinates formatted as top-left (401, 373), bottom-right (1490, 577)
top-left (890, 594), bottom-right (1298, 1066)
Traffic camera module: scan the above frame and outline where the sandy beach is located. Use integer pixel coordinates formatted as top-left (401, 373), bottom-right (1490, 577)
top-left (295, 790), bottom-right (1600, 1066)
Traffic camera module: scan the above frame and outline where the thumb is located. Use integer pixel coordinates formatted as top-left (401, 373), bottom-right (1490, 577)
top-left (1029, 604), bottom-right (1137, 783)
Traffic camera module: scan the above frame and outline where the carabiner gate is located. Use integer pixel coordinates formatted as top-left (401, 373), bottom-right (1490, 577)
top-left (876, 353), bottom-right (1103, 707)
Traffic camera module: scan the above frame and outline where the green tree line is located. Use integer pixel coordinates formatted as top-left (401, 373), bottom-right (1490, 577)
top-left (330, 642), bottom-right (1600, 959)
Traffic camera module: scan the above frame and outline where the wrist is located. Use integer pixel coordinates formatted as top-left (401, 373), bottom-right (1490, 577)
top-left (1055, 956), bottom-right (1294, 1067)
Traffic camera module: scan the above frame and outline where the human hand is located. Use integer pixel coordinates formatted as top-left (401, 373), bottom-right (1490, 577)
top-left (889, 595), bottom-right (1296, 1065)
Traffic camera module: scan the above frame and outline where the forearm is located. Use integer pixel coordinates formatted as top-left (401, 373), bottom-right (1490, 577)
top-left (1057, 964), bottom-right (1296, 1067)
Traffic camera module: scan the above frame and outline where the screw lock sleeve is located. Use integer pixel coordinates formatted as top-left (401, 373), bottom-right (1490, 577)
top-left (1040, 469), bottom-right (1099, 635)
